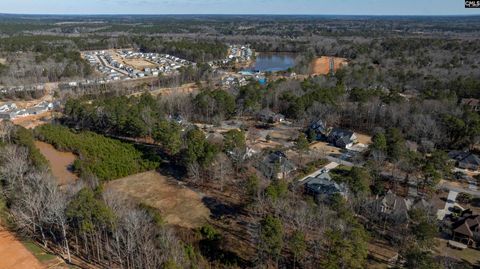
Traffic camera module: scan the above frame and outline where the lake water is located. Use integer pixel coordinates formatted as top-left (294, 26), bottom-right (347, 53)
top-left (247, 53), bottom-right (296, 72)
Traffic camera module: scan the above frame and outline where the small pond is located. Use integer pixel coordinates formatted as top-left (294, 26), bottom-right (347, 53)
top-left (246, 53), bottom-right (296, 72)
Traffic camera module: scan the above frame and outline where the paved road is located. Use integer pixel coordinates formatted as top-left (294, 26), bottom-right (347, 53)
top-left (437, 180), bottom-right (480, 197)
top-left (97, 55), bottom-right (129, 75)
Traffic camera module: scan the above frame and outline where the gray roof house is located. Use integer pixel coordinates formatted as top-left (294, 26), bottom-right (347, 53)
top-left (327, 128), bottom-right (358, 149)
top-left (304, 171), bottom-right (348, 202)
top-left (366, 191), bottom-right (413, 224)
top-left (257, 151), bottom-right (296, 180)
top-left (448, 151), bottom-right (480, 171)
top-left (257, 108), bottom-right (285, 123)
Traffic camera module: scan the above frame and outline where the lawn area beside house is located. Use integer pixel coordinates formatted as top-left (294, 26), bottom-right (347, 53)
top-left (434, 238), bottom-right (480, 266)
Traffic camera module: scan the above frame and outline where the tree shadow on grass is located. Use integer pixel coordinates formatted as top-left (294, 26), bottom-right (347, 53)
top-left (202, 197), bottom-right (242, 220)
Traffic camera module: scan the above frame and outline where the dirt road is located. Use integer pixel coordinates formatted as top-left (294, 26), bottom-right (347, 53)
top-left (0, 227), bottom-right (43, 269)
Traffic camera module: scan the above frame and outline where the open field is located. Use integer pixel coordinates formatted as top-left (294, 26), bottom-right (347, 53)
top-left (107, 171), bottom-right (210, 229)
top-left (123, 58), bottom-right (157, 70)
top-left (311, 56), bottom-right (348, 75)
top-left (128, 83), bottom-right (198, 98)
top-left (35, 141), bottom-right (78, 186)
top-left (0, 228), bottom-right (44, 269)
top-left (108, 50), bottom-right (156, 70)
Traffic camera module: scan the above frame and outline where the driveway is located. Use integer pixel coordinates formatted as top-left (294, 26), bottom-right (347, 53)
top-left (437, 180), bottom-right (480, 197)
top-left (298, 161), bottom-right (339, 182)
top-left (436, 190), bottom-right (460, 220)
top-left (326, 155), bottom-right (355, 167)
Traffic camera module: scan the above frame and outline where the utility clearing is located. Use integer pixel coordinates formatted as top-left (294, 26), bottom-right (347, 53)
top-left (311, 56), bottom-right (348, 75)
top-left (107, 171), bottom-right (210, 229)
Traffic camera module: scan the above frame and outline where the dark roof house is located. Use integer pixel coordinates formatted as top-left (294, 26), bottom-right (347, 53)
top-left (461, 98), bottom-right (480, 112)
top-left (257, 108), bottom-right (285, 123)
top-left (257, 151), bottom-right (297, 180)
top-left (304, 171), bottom-right (348, 201)
top-left (449, 151), bottom-right (480, 171)
top-left (327, 128), bottom-right (358, 149)
top-left (309, 119), bottom-right (330, 140)
top-left (452, 213), bottom-right (480, 247)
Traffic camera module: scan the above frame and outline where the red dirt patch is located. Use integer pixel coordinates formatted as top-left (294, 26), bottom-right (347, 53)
top-left (311, 56), bottom-right (348, 75)
top-left (34, 141), bottom-right (78, 186)
top-left (0, 228), bottom-right (43, 269)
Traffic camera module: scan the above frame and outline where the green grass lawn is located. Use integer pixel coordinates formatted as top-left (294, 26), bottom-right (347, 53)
top-left (22, 241), bottom-right (57, 263)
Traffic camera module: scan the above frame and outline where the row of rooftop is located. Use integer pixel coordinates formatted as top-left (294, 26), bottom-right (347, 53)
top-left (82, 49), bottom-right (194, 81)
top-left (0, 101), bottom-right (56, 120)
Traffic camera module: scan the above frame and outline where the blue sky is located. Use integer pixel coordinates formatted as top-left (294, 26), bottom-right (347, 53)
top-left (1, 0), bottom-right (479, 15)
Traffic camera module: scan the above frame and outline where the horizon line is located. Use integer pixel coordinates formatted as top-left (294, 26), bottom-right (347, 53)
top-left (1, 12), bottom-right (480, 17)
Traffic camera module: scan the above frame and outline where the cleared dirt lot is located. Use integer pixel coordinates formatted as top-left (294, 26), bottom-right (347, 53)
top-left (107, 171), bottom-right (210, 229)
top-left (109, 50), bottom-right (156, 70)
top-left (311, 56), bottom-right (348, 75)
top-left (34, 141), bottom-right (78, 186)
top-left (123, 58), bottom-right (157, 70)
top-left (12, 112), bottom-right (53, 129)
top-left (0, 228), bottom-right (43, 269)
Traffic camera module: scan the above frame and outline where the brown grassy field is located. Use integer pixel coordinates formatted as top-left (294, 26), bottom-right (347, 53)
top-left (122, 58), bottom-right (157, 70)
top-left (106, 171), bottom-right (210, 229)
top-left (0, 228), bottom-right (44, 269)
top-left (356, 133), bottom-right (372, 145)
top-left (311, 56), bottom-right (348, 75)
top-left (310, 141), bottom-right (342, 155)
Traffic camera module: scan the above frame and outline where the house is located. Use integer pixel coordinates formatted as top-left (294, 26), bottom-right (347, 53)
top-left (257, 108), bottom-right (285, 123)
top-left (461, 98), bottom-right (480, 112)
top-left (258, 151), bottom-right (297, 179)
top-left (452, 212), bottom-right (480, 247)
top-left (0, 102), bottom-right (17, 113)
top-left (309, 119), bottom-right (330, 140)
top-left (448, 151), bottom-right (480, 171)
top-left (328, 128), bottom-right (357, 149)
top-left (365, 191), bottom-right (413, 224)
top-left (304, 171), bottom-right (348, 201)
